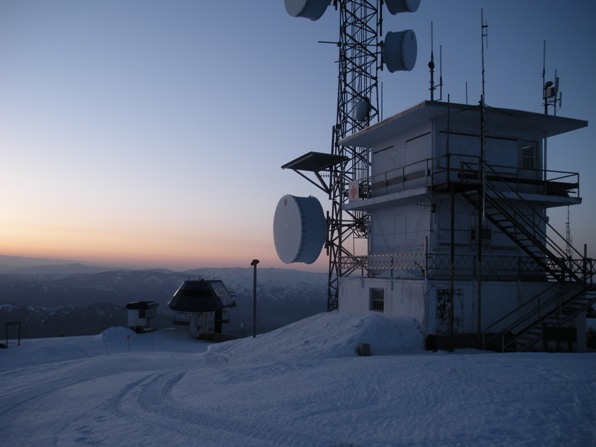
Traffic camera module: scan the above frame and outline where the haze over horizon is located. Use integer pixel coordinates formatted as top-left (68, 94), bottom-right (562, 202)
top-left (1, 0), bottom-right (595, 272)
top-left (0, 252), bottom-right (325, 273)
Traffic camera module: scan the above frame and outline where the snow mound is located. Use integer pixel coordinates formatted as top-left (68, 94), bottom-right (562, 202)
top-left (98, 326), bottom-right (136, 341)
top-left (206, 312), bottom-right (424, 364)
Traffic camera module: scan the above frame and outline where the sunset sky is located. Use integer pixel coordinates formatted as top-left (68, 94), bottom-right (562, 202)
top-left (1, 0), bottom-right (595, 271)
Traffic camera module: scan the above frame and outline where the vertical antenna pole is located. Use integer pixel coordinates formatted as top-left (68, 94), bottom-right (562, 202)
top-left (481, 8), bottom-right (488, 102)
top-left (543, 40), bottom-right (548, 114)
top-left (448, 94), bottom-right (454, 352)
top-left (554, 70), bottom-right (560, 116)
top-left (477, 8), bottom-right (488, 346)
top-left (380, 81), bottom-right (384, 120)
top-left (479, 8), bottom-right (487, 222)
top-left (566, 206), bottom-right (572, 259)
top-left (543, 133), bottom-right (548, 182)
top-left (439, 44), bottom-right (443, 101)
top-left (429, 21), bottom-right (435, 101)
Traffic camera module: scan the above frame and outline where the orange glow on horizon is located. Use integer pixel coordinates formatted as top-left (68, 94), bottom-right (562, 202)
top-left (0, 246), bottom-right (327, 272)
top-left (0, 230), bottom-right (327, 272)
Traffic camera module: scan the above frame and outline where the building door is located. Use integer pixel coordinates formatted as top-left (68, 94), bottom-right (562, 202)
top-left (435, 288), bottom-right (463, 334)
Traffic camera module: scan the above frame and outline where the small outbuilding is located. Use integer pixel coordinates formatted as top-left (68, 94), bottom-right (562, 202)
top-left (168, 279), bottom-right (236, 339)
top-left (125, 301), bottom-right (159, 333)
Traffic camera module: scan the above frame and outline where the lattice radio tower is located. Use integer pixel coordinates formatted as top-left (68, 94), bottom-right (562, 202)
top-left (284, 0), bottom-right (420, 310)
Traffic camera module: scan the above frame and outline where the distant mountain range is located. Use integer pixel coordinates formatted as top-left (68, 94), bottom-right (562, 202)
top-left (0, 258), bottom-right (327, 339)
top-left (0, 254), bottom-right (116, 275)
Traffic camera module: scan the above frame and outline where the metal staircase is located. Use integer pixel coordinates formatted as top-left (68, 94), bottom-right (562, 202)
top-left (483, 282), bottom-right (595, 351)
top-left (457, 162), bottom-right (595, 351)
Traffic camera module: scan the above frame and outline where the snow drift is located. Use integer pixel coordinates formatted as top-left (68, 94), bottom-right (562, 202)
top-left (206, 312), bottom-right (423, 364)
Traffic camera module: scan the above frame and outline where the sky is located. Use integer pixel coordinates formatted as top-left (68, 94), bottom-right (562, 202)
top-left (0, 0), bottom-right (595, 271)
top-left (1, 314), bottom-right (594, 445)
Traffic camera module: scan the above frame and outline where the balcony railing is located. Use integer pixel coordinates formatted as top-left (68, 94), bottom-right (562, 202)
top-left (357, 154), bottom-right (579, 200)
top-left (340, 251), bottom-right (595, 283)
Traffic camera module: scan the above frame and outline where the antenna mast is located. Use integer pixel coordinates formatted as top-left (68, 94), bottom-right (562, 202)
top-left (543, 41), bottom-right (562, 116)
top-left (429, 21), bottom-right (435, 100)
top-left (542, 40), bottom-right (547, 114)
top-left (480, 8), bottom-right (488, 102)
top-left (477, 8), bottom-right (488, 341)
top-left (428, 21), bottom-right (443, 101)
top-left (479, 8), bottom-right (488, 221)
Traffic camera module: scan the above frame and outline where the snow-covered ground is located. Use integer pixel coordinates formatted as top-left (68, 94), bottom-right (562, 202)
top-left (0, 312), bottom-right (594, 446)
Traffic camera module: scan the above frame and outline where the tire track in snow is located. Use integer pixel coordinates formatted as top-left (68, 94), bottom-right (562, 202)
top-left (107, 369), bottom-right (268, 445)
top-left (0, 370), bottom-right (123, 417)
top-left (52, 372), bottom-right (161, 447)
top-left (106, 366), bottom-right (352, 447)
top-left (0, 354), bottom-right (196, 446)
top-left (0, 369), bottom-right (154, 445)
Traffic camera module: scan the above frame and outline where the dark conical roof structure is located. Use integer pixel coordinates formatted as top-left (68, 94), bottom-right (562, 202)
top-left (167, 279), bottom-right (230, 312)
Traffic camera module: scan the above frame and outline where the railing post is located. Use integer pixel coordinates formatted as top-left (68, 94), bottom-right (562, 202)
top-left (361, 261), bottom-right (364, 288)
top-left (425, 236), bottom-right (429, 279)
top-left (583, 243), bottom-right (587, 284)
top-left (390, 256), bottom-right (394, 291)
top-left (578, 171), bottom-right (580, 199)
top-left (401, 164), bottom-right (405, 190)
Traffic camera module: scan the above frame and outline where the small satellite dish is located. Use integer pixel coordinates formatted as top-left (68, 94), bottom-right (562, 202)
top-left (285, 0), bottom-right (331, 21)
top-left (383, 30), bottom-right (417, 72)
top-left (273, 195), bottom-right (326, 264)
top-left (354, 99), bottom-right (371, 122)
top-left (385, 0), bottom-right (421, 15)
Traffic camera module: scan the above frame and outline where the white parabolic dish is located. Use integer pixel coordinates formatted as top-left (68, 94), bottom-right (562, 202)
top-left (383, 29), bottom-right (417, 73)
top-left (385, 0), bottom-right (421, 15)
top-left (284, 0), bottom-right (330, 21)
top-left (273, 195), bottom-right (327, 264)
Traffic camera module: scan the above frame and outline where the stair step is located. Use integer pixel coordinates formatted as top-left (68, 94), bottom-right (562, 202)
top-left (517, 333), bottom-right (542, 342)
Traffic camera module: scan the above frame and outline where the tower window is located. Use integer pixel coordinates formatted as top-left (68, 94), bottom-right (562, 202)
top-left (521, 143), bottom-right (537, 169)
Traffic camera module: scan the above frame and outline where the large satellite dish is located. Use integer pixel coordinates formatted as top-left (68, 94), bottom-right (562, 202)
top-left (383, 30), bottom-right (417, 72)
top-left (385, 0), bottom-right (421, 14)
top-left (284, 0), bottom-right (331, 21)
top-left (273, 195), bottom-right (326, 264)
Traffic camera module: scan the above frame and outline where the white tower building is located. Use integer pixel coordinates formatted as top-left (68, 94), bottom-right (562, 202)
top-left (338, 100), bottom-right (593, 351)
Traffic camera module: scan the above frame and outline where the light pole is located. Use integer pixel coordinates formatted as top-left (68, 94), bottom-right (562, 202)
top-left (250, 259), bottom-right (259, 338)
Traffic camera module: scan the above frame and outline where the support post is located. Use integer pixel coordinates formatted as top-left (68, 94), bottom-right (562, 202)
top-left (250, 259), bottom-right (260, 338)
top-left (5, 321), bottom-right (21, 347)
top-left (449, 182), bottom-right (455, 352)
top-left (477, 94), bottom-right (485, 348)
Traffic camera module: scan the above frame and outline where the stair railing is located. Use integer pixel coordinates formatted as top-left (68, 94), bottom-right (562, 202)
top-left (458, 161), bottom-right (593, 283)
top-left (484, 282), bottom-right (588, 351)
